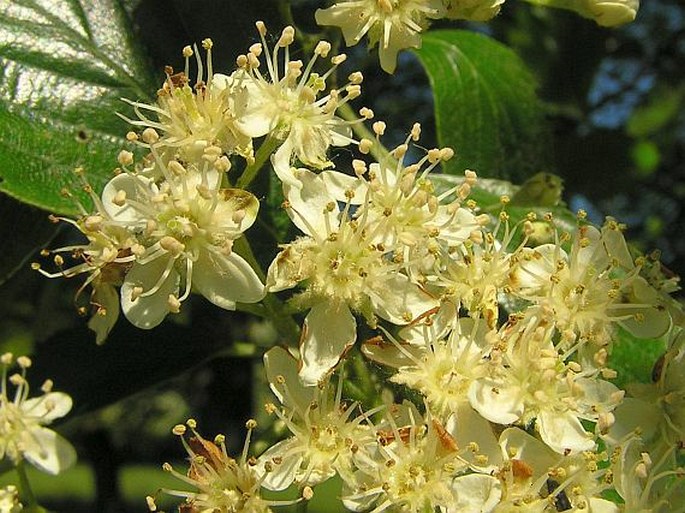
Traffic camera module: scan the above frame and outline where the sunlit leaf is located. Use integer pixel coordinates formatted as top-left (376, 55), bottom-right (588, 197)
top-left (0, 0), bottom-right (156, 215)
top-left (627, 85), bottom-right (683, 138)
top-left (414, 30), bottom-right (551, 182)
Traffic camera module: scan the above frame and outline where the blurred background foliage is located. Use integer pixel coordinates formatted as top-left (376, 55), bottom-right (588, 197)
top-left (0, 0), bottom-right (683, 511)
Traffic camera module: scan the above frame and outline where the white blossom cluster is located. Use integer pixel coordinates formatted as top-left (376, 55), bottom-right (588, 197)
top-left (316, 0), bottom-right (640, 72)
top-left (29, 14), bottom-right (684, 513)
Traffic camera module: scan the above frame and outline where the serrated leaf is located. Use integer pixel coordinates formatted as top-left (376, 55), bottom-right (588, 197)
top-left (414, 30), bottom-right (551, 182)
top-left (0, 0), bottom-right (156, 215)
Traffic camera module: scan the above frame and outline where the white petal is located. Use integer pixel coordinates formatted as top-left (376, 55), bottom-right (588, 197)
top-left (299, 302), bottom-right (357, 386)
top-left (88, 283), bottom-right (120, 345)
top-left (266, 242), bottom-right (312, 293)
top-left (468, 378), bottom-right (524, 425)
top-left (537, 410), bottom-right (595, 454)
top-left (449, 474), bottom-right (502, 513)
top-left (320, 170), bottom-right (365, 204)
top-left (121, 258), bottom-right (179, 329)
top-left (283, 168), bottom-right (338, 238)
top-left (193, 251), bottom-right (265, 309)
top-left (447, 403), bottom-right (500, 472)
top-left (22, 392), bottom-right (72, 423)
top-left (101, 173), bottom-right (148, 226)
top-left (263, 347), bottom-right (315, 411)
top-left (258, 438), bottom-right (303, 491)
top-left (498, 427), bottom-right (557, 478)
top-left (369, 274), bottom-right (438, 325)
top-left (23, 427), bottom-right (76, 475)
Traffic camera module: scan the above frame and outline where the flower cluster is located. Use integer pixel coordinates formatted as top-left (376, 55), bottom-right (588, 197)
top-left (36, 23), bottom-right (365, 342)
top-left (316, 0), bottom-right (638, 72)
top-left (28, 11), bottom-right (684, 513)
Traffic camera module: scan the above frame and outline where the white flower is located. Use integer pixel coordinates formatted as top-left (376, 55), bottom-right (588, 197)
top-left (103, 152), bottom-right (265, 329)
top-left (468, 315), bottom-right (623, 454)
top-left (510, 221), bottom-right (670, 350)
top-left (0, 354), bottom-right (76, 475)
top-left (343, 404), bottom-right (501, 513)
top-left (316, 0), bottom-right (446, 73)
top-left (233, 22), bottom-right (358, 179)
top-left (266, 168), bottom-right (438, 384)
top-left (0, 485), bottom-right (22, 513)
top-left (612, 436), bottom-right (684, 513)
top-left (493, 427), bottom-right (617, 513)
top-left (606, 329), bottom-right (685, 449)
top-left (121, 39), bottom-right (253, 163)
top-left (149, 419), bottom-right (305, 513)
top-left (258, 347), bottom-right (378, 490)
top-left (351, 126), bottom-right (482, 252)
top-left (363, 317), bottom-right (492, 418)
top-left (33, 170), bottom-right (138, 344)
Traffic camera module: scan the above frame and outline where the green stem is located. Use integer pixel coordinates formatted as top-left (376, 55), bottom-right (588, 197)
top-left (233, 237), bottom-right (301, 345)
top-left (337, 103), bottom-right (394, 164)
top-left (16, 462), bottom-right (46, 512)
top-left (237, 136), bottom-right (281, 190)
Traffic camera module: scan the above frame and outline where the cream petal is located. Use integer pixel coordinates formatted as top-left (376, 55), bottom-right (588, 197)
top-left (449, 474), bottom-right (502, 513)
top-left (257, 438), bottom-right (303, 491)
top-left (299, 302), bottom-right (357, 386)
top-left (447, 403), bottom-right (501, 472)
top-left (213, 188), bottom-right (260, 233)
top-left (263, 347), bottom-right (315, 411)
top-left (22, 392), bottom-right (73, 423)
top-left (498, 427), bottom-right (557, 478)
top-left (193, 251), bottom-right (265, 309)
top-left (121, 258), bottom-right (180, 329)
top-left (369, 274), bottom-right (438, 325)
top-left (22, 427), bottom-right (76, 475)
top-left (101, 173), bottom-right (149, 226)
top-left (284, 168), bottom-right (339, 239)
top-left (88, 283), bottom-right (120, 345)
top-left (537, 410), bottom-right (595, 454)
top-left (468, 379), bottom-right (524, 425)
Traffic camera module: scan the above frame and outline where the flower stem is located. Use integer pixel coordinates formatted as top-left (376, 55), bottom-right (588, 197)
top-left (234, 237), bottom-right (301, 345)
top-left (16, 462), bottom-right (47, 512)
top-left (237, 136), bottom-right (281, 190)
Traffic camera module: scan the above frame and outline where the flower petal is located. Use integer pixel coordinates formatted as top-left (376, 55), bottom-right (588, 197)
top-left (121, 257), bottom-right (180, 329)
top-left (193, 251), bottom-right (265, 309)
top-left (468, 378), bottom-right (524, 425)
top-left (22, 392), bottom-right (72, 423)
top-left (299, 302), bottom-right (356, 385)
top-left (22, 427), bottom-right (76, 475)
top-left (537, 410), bottom-right (595, 454)
top-left (264, 347), bottom-right (315, 411)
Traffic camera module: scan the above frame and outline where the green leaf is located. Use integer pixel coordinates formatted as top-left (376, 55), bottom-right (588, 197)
top-left (414, 30), bottom-right (551, 182)
top-left (609, 327), bottom-right (666, 390)
top-left (627, 85), bottom-right (683, 138)
top-left (0, 0), bottom-right (156, 215)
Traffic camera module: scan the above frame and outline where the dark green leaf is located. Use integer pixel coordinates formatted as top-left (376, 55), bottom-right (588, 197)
top-left (414, 30), bottom-right (551, 182)
top-left (0, 0), bottom-right (156, 215)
